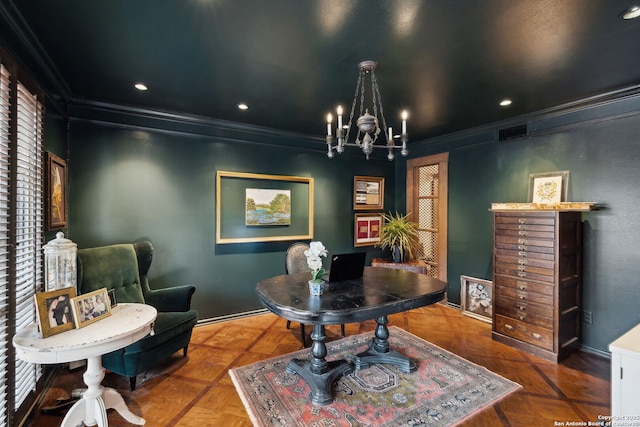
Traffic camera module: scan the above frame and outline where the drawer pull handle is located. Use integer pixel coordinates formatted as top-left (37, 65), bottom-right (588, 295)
top-left (532, 333), bottom-right (542, 340)
top-left (517, 304), bottom-right (527, 310)
top-left (518, 251), bottom-right (527, 257)
top-left (518, 272), bottom-right (527, 278)
top-left (518, 239), bottom-right (527, 244)
top-left (519, 231), bottom-right (527, 236)
top-left (518, 266), bottom-right (526, 271)
top-left (518, 219), bottom-right (525, 224)
top-left (519, 315), bottom-right (526, 320)
top-left (518, 294), bottom-right (526, 299)
top-left (504, 324), bottom-right (514, 330)
top-left (518, 225), bottom-right (527, 230)
top-left (518, 245), bottom-right (527, 251)
top-left (518, 259), bottom-right (527, 265)
top-left (517, 281), bottom-right (527, 289)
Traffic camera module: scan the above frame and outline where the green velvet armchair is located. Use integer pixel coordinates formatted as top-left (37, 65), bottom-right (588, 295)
top-left (77, 241), bottom-right (198, 390)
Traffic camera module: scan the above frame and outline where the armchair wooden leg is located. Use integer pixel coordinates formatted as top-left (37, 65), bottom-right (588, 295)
top-left (129, 376), bottom-right (137, 391)
top-left (183, 346), bottom-right (189, 357)
top-left (286, 320), bottom-right (292, 330)
top-left (340, 324), bottom-right (346, 337)
top-left (301, 324), bottom-right (307, 348)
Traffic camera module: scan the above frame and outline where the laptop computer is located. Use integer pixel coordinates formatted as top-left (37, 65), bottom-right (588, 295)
top-left (325, 252), bottom-right (366, 282)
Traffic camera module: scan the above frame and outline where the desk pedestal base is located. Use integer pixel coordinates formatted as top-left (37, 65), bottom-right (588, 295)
top-left (354, 316), bottom-right (417, 373)
top-left (61, 356), bottom-right (145, 426)
top-left (285, 324), bottom-right (352, 406)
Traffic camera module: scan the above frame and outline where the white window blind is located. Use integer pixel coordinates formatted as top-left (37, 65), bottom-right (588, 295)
top-left (13, 81), bottom-right (44, 410)
top-left (0, 62), bottom-right (11, 427)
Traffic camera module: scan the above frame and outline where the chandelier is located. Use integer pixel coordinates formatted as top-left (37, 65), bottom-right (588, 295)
top-left (325, 61), bottom-right (408, 161)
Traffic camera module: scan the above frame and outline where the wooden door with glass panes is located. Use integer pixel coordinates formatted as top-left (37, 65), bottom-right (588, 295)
top-left (406, 153), bottom-right (448, 282)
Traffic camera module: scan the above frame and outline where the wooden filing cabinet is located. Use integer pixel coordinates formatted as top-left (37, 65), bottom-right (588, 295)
top-left (491, 210), bottom-right (582, 362)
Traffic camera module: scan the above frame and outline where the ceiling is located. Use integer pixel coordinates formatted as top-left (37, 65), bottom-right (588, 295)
top-left (3, 0), bottom-right (640, 143)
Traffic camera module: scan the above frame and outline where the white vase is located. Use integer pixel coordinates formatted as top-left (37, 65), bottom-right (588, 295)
top-left (308, 280), bottom-right (325, 296)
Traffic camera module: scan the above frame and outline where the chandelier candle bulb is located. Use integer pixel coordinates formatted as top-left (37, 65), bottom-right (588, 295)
top-left (388, 127), bottom-right (393, 141)
top-left (337, 106), bottom-right (343, 129)
top-left (402, 111), bottom-right (408, 135)
top-left (327, 113), bottom-right (332, 136)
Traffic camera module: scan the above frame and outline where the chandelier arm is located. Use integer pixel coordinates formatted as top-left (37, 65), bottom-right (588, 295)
top-left (344, 70), bottom-right (362, 146)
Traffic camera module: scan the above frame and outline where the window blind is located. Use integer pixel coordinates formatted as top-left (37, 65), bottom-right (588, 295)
top-left (0, 62), bottom-right (11, 427)
top-left (12, 81), bottom-right (43, 410)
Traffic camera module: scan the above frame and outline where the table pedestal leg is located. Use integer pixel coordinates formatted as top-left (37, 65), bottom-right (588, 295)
top-left (60, 356), bottom-right (145, 426)
top-left (354, 316), bottom-right (417, 373)
top-left (286, 324), bottom-right (352, 405)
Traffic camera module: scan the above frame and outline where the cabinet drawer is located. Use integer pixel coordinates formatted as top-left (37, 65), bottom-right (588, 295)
top-left (495, 284), bottom-right (553, 305)
top-left (495, 295), bottom-right (553, 329)
top-left (495, 214), bottom-right (556, 226)
top-left (495, 266), bottom-right (555, 283)
top-left (495, 248), bottom-right (555, 261)
top-left (495, 235), bottom-right (555, 248)
top-left (495, 241), bottom-right (555, 254)
top-left (495, 314), bottom-right (554, 351)
top-left (495, 253), bottom-right (555, 269)
top-left (494, 275), bottom-right (554, 296)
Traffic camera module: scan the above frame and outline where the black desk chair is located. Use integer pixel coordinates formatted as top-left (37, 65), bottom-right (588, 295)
top-left (285, 243), bottom-right (345, 347)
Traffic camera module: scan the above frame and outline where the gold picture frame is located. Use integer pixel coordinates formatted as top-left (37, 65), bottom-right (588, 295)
top-left (528, 171), bottom-right (569, 204)
top-left (71, 288), bottom-right (112, 328)
top-left (46, 152), bottom-right (67, 230)
top-left (353, 176), bottom-right (384, 210)
top-left (216, 171), bottom-right (314, 244)
top-left (34, 287), bottom-right (77, 338)
top-left (460, 275), bottom-right (493, 323)
top-left (354, 213), bottom-right (383, 247)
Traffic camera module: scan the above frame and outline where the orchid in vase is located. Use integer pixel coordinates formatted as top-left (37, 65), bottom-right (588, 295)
top-left (304, 241), bottom-right (328, 283)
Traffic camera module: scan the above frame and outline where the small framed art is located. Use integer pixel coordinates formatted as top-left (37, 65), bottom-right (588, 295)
top-left (460, 275), bottom-right (493, 323)
top-left (34, 287), bottom-right (77, 338)
top-left (354, 213), bottom-right (383, 247)
top-left (71, 288), bottom-right (112, 328)
top-left (528, 171), bottom-right (569, 204)
top-left (46, 152), bottom-right (67, 230)
top-left (353, 176), bottom-right (384, 210)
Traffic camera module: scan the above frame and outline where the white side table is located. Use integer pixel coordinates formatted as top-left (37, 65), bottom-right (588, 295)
top-left (13, 303), bottom-right (157, 427)
top-left (609, 323), bottom-right (640, 422)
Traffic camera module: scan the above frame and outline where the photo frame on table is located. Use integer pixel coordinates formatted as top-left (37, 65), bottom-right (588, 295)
top-left (71, 288), bottom-right (112, 328)
top-left (460, 275), bottom-right (493, 323)
top-left (354, 213), bottom-right (383, 247)
top-left (353, 176), bottom-right (384, 210)
top-left (528, 171), bottom-right (569, 204)
top-left (34, 287), bottom-right (77, 338)
top-left (216, 171), bottom-right (314, 244)
top-left (46, 152), bottom-right (67, 230)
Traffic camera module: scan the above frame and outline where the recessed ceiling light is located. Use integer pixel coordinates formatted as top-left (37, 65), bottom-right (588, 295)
top-left (499, 99), bottom-right (512, 107)
top-left (622, 5), bottom-right (640, 19)
top-left (237, 103), bottom-right (249, 110)
top-left (134, 83), bottom-right (148, 91)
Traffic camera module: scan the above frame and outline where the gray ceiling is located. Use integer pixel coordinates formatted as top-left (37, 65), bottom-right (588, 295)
top-left (2, 0), bottom-right (640, 143)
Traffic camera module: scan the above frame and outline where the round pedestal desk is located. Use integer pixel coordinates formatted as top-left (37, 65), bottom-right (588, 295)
top-left (13, 303), bottom-right (157, 427)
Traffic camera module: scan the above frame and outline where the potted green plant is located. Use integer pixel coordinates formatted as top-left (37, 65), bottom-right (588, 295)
top-left (376, 212), bottom-right (420, 263)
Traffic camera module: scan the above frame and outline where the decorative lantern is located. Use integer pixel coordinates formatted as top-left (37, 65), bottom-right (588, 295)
top-left (43, 232), bottom-right (77, 291)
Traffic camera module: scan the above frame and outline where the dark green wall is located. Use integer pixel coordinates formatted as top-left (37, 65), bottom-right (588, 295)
top-left (401, 95), bottom-right (640, 353)
top-left (67, 115), bottom-right (393, 320)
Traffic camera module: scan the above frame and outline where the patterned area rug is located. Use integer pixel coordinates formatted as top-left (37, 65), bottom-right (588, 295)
top-left (230, 327), bottom-right (521, 426)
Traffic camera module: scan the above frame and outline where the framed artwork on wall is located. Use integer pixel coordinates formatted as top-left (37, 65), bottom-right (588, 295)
top-left (354, 213), bottom-right (383, 247)
top-left (34, 287), bottom-right (77, 338)
top-left (46, 152), bottom-right (67, 230)
top-left (528, 171), bottom-right (569, 204)
top-left (460, 275), bottom-right (493, 323)
top-left (216, 171), bottom-right (314, 244)
top-left (353, 176), bottom-right (384, 210)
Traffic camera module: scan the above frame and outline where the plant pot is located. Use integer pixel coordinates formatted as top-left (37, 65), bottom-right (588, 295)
top-left (392, 245), bottom-right (403, 263)
top-left (308, 280), bottom-right (325, 296)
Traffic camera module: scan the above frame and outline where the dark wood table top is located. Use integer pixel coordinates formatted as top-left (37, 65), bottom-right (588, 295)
top-left (256, 266), bottom-right (447, 325)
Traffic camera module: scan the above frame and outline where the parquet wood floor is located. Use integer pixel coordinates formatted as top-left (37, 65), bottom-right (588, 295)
top-left (25, 303), bottom-right (611, 427)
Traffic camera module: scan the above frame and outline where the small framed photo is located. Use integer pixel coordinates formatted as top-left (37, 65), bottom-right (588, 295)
top-left (460, 275), bottom-right (493, 323)
top-left (354, 213), bottom-right (383, 247)
top-left (353, 176), bottom-right (384, 210)
top-left (71, 288), bottom-right (112, 328)
top-left (528, 171), bottom-right (569, 204)
top-left (107, 288), bottom-right (117, 308)
top-left (34, 287), bottom-right (77, 338)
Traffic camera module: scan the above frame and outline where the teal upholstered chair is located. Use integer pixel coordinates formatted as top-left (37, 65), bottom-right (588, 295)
top-left (77, 241), bottom-right (198, 390)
